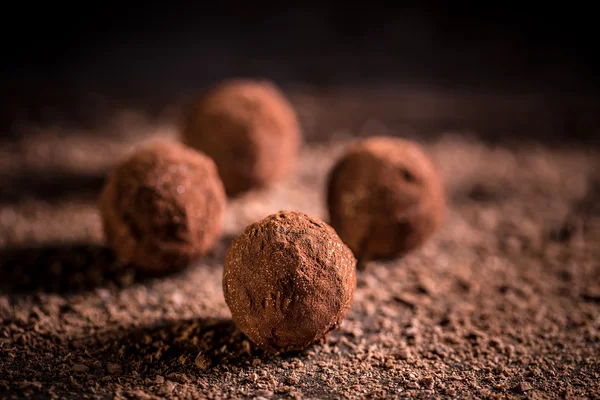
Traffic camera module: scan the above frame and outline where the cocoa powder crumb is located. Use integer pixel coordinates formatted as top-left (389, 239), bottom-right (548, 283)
top-left (1, 96), bottom-right (599, 399)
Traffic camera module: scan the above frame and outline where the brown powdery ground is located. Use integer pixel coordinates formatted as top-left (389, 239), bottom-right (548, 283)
top-left (0, 88), bottom-right (599, 399)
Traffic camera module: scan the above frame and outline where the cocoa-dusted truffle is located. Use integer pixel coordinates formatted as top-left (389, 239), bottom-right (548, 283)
top-left (327, 136), bottom-right (446, 261)
top-left (223, 211), bottom-right (356, 353)
top-left (99, 141), bottom-right (226, 273)
top-left (181, 79), bottom-right (302, 196)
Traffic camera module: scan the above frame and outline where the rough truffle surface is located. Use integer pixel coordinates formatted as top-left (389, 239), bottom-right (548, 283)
top-left (99, 141), bottom-right (226, 273)
top-left (223, 211), bottom-right (356, 353)
top-left (327, 136), bottom-right (446, 261)
top-left (182, 79), bottom-right (302, 196)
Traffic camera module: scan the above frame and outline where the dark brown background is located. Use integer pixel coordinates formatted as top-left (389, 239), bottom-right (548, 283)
top-left (2, 4), bottom-right (599, 144)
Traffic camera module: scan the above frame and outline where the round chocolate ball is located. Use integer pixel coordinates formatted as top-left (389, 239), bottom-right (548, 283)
top-left (181, 79), bottom-right (302, 196)
top-left (223, 211), bottom-right (356, 353)
top-left (327, 136), bottom-right (446, 261)
top-left (99, 141), bottom-right (226, 273)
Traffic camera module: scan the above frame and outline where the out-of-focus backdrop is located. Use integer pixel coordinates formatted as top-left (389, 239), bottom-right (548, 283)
top-left (1, 4), bottom-right (598, 144)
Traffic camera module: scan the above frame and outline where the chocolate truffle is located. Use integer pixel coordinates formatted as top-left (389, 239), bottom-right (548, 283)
top-left (99, 141), bottom-right (226, 273)
top-left (223, 211), bottom-right (356, 353)
top-left (327, 136), bottom-right (446, 261)
top-left (181, 79), bottom-right (302, 196)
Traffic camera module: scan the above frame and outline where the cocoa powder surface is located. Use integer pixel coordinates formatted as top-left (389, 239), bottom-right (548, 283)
top-left (0, 89), bottom-right (599, 399)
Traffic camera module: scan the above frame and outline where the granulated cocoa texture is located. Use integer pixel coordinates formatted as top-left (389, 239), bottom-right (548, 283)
top-left (0, 88), bottom-right (599, 399)
top-left (327, 136), bottom-right (446, 261)
top-left (223, 211), bottom-right (356, 353)
top-left (181, 79), bottom-right (302, 196)
top-left (99, 141), bottom-right (226, 273)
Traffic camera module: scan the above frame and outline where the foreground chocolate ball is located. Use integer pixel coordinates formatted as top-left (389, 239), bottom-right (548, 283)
top-left (327, 136), bottom-right (446, 261)
top-left (223, 211), bottom-right (356, 353)
top-left (181, 79), bottom-right (301, 196)
top-left (99, 141), bottom-right (226, 273)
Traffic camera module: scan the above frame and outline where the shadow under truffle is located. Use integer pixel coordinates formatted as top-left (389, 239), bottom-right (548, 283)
top-left (0, 170), bottom-right (107, 206)
top-left (81, 317), bottom-right (272, 374)
top-left (0, 242), bottom-right (139, 294)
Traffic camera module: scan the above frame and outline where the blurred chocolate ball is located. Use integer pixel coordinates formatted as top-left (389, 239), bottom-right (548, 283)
top-left (223, 211), bottom-right (356, 353)
top-left (181, 79), bottom-right (301, 196)
top-left (327, 136), bottom-right (446, 261)
top-left (99, 141), bottom-right (226, 273)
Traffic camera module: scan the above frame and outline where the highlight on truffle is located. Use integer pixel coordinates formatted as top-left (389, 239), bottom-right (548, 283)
top-left (99, 141), bottom-right (227, 273)
top-left (327, 136), bottom-right (446, 261)
top-left (223, 210), bottom-right (356, 353)
top-left (181, 78), bottom-right (302, 196)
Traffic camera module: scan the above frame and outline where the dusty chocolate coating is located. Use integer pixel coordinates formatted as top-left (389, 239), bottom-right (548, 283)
top-left (327, 136), bottom-right (446, 261)
top-left (99, 141), bottom-right (226, 273)
top-left (223, 211), bottom-right (356, 353)
top-left (181, 79), bottom-right (302, 196)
